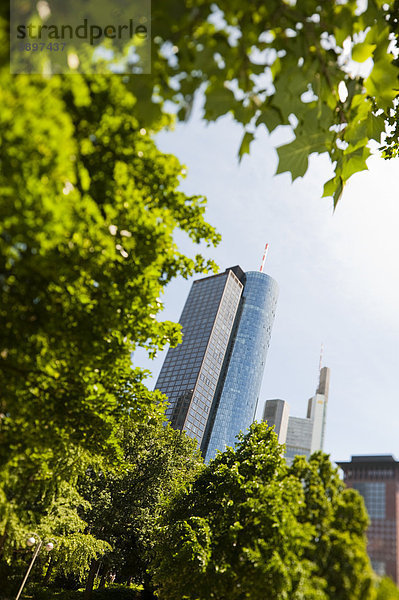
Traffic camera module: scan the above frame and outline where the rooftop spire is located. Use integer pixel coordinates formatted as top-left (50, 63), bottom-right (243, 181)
top-left (259, 242), bottom-right (269, 272)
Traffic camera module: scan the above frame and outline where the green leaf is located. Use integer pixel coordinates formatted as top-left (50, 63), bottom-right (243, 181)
top-left (351, 42), bottom-right (376, 63)
top-left (322, 176), bottom-right (339, 199)
top-left (152, 424), bottom-right (374, 600)
top-left (238, 132), bottom-right (255, 161)
top-left (256, 107), bottom-right (284, 133)
top-left (341, 147), bottom-right (370, 181)
top-left (333, 6), bottom-right (357, 46)
top-left (322, 172), bottom-right (344, 207)
top-left (204, 85), bottom-right (236, 122)
top-left (365, 57), bottom-right (399, 111)
top-left (366, 113), bottom-right (386, 142)
top-left (276, 132), bottom-right (329, 180)
top-left (0, 67), bottom-right (219, 572)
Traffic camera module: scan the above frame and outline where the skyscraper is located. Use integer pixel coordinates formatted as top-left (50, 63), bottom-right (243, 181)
top-left (263, 366), bottom-right (330, 463)
top-left (337, 455), bottom-right (399, 584)
top-left (263, 399), bottom-right (289, 445)
top-left (155, 265), bottom-right (278, 459)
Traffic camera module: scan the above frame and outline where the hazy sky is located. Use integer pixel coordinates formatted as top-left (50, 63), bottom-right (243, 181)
top-left (135, 105), bottom-right (399, 464)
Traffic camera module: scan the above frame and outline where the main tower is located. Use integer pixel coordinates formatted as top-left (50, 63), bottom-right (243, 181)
top-left (203, 271), bottom-right (279, 460)
top-left (155, 259), bottom-right (278, 459)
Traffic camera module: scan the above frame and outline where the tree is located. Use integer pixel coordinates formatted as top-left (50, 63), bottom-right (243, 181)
top-left (0, 11), bottom-right (220, 570)
top-left (151, 424), bottom-right (375, 600)
top-left (3, 0), bottom-right (395, 586)
top-left (152, 423), bottom-right (323, 600)
top-left (289, 453), bottom-right (375, 600)
top-left (376, 576), bottom-right (399, 600)
top-left (12, 1), bottom-right (399, 204)
top-left (0, 480), bottom-right (111, 599)
top-left (77, 414), bottom-right (203, 598)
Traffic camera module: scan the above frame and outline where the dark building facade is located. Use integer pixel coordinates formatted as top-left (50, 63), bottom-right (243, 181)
top-left (337, 455), bottom-right (399, 584)
top-left (155, 266), bottom-right (278, 459)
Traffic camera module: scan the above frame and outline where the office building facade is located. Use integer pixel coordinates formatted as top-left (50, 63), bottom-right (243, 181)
top-left (337, 455), bottom-right (399, 584)
top-left (155, 266), bottom-right (278, 459)
top-left (263, 399), bottom-right (290, 444)
top-left (204, 272), bottom-right (279, 460)
top-left (263, 366), bottom-right (330, 462)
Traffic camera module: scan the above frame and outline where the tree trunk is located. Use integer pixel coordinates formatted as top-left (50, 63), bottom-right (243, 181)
top-left (84, 559), bottom-right (100, 600)
top-left (98, 568), bottom-right (108, 589)
top-left (142, 572), bottom-right (156, 600)
top-left (43, 556), bottom-right (55, 585)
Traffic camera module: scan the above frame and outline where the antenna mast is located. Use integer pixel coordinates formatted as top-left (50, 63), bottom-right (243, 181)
top-left (259, 243), bottom-right (269, 272)
top-left (319, 343), bottom-right (324, 372)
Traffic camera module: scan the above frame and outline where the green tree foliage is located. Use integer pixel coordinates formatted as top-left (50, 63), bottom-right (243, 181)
top-left (3, 0), bottom-right (395, 588)
top-left (152, 423), bottom-right (315, 600)
top-left (0, 70), bottom-right (218, 466)
top-left (0, 480), bottom-right (110, 599)
top-left (149, 0), bottom-right (399, 205)
top-left (151, 423), bottom-right (375, 600)
top-left (0, 11), bottom-right (219, 570)
top-left (289, 453), bottom-right (375, 599)
top-left (27, 0), bottom-right (399, 204)
top-left (10, 0), bottom-right (399, 207)
top-left (78, 414), bottom-right (203, 595)
top-left (376, 576), bottom-right (399, 599)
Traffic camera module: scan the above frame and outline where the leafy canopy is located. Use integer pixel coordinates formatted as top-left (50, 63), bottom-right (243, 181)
top-left (0, 10), bottom-right (219, 567)
top-left (151, 423), bottom-right (375, 600)
top-left (148, 0), bottom-right (399, 205)
top-left (376, 576), bottom-right (399, 600)
top-left (28, 1), bottom-right (399, 205)
top-left (0, 69), bottom-right (219, 473)
top-left (289, 453), bottom-right (375, 599)
top-left (79, 414), bottom-right (203, 590)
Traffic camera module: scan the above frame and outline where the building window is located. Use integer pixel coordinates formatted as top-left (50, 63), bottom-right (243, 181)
top-left (352, 482), bottom-right (386, 519)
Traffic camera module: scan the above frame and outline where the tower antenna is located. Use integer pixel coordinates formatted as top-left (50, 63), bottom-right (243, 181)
top-left (259, 243), bottom-right (269, 272)
top-left (319, 343), bottom-right (324, 372)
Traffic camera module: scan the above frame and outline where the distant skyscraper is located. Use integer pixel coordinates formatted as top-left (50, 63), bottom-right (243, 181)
top-left (262, 399), bottom-right (289, 445)
top-left (337, 455), bottom-right (399, 584)
top-left (155, 265), bottom-right (278, 459)
top-left (263, 366), bottom-right (330, 462)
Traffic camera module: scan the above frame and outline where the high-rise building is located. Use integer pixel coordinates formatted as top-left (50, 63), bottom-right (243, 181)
top-left (263, 366), bottom-right (330, 462)
top-left (155, 265), bottom-right (278, 460)
top-left (262, 399), bottom-right (289, 444)
top-left (337, 455), bottom-right (399, 584)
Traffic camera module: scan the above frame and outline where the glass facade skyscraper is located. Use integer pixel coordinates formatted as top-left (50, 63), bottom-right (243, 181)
top-left (155, 265), bottom-right (278, 458)
top-left (203, 272), bottom-right (279, 461)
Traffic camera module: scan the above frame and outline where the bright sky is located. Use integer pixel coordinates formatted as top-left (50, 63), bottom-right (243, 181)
top-left (135, 105), bottom-right (399, 464)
